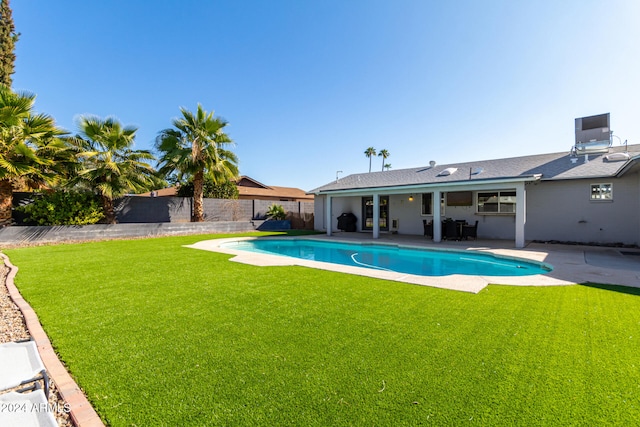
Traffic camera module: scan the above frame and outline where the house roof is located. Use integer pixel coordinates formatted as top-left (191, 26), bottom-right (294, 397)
top-left (235, 175), bottom-right (313, 200)
top-left (138, 187), bottom-right (177, 197)
top-left (312, 144), bottom-right (640, 194)
top-left (138, 175), bottom-right (313, 200)
top-left (237, 184), bottom-right (313, 200)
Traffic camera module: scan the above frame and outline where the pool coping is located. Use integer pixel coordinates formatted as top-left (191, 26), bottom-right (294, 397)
top-left (184, 235), bottom-right (636, 294)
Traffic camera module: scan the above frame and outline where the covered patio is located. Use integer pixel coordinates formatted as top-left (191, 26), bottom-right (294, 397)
top-left (318, 175), bottom-right (540, 249)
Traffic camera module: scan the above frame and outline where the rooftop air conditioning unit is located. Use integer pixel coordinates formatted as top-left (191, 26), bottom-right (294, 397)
top-left (574, 113), bottom-right (611, 154)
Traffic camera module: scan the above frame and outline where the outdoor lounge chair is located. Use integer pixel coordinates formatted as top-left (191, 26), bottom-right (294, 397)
top-left (0, 388), bottom-right (58, 427)
top-left (0, 340), bottom-right (50, 398)
top-left (461, 220), bottom-right (479, 240)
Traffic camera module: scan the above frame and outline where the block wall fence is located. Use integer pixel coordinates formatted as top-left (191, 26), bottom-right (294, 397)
top-left (2, 196), bottom-right (314, 246)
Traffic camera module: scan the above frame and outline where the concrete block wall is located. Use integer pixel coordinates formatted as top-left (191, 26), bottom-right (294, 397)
top-left (115, 197), bottom-right (314, 225)
top-left (116, 197), bottom-right (192, 223)
top-left (0, 222), bottom-right (259, 246)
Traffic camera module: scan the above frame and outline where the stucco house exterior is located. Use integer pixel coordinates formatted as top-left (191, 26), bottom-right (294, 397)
top-left (311, 144), bottom-right (640, 248)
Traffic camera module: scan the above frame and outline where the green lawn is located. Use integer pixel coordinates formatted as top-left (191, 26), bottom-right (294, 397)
top-left (5, 233), bottom-right (640, 426)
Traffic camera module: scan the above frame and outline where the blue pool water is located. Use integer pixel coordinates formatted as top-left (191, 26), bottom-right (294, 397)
top-left (221, 239), bottom-right (552, 277)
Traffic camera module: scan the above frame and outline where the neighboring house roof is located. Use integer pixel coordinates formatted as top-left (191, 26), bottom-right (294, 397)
top-left (138, 175), bottom-right (313, 200)
top-left (237, 185), bottom-right (313, 200)
top-left (138, 187), bottom-right (177, 197)
top-left (236, 176), bottom-right (313, 201)
top-left (312, 144), bottom-right (640, 194)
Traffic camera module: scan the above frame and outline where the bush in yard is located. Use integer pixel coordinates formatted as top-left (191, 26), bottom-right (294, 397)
top-left (266, 204), bottom-right (286, 220)
top-left (17, 191), bottom-right (104, 225)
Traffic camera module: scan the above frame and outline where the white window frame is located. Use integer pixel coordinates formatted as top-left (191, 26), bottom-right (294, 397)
top-left (476, 190), bottom-right (517, 214)
top-left (590, 183), bottom-right (613, 201)
top-left (421, 193), bottom-right (433, 215)
top-left (421, 193), bottom-right (446, 216)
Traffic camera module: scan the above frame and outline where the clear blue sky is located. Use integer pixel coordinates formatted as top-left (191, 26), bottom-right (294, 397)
top-left (12, 1), bottom-right (640, 191)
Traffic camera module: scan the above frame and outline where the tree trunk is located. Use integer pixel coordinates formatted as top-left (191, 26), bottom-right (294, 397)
top-left (192, 170), bottom-right (204, 222)
top-left (0, 179), bottom-right (13, 226)
top-left (101, 195), bottom-right (116, 224)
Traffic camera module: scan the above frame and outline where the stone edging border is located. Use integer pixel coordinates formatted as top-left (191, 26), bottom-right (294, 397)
top-left (0, 253), bottom-right (104, 427)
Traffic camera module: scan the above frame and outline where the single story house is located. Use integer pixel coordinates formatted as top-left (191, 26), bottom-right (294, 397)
top-left (310, 144), bottom-right (640, 248)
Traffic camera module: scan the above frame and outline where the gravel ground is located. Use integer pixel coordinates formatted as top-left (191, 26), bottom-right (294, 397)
top-left (1, 261), bottom-right (74, 427)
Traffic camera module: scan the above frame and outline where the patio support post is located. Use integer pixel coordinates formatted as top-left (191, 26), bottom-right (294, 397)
top-left (433, 190), bottom-right (442, 242)
top-left (515, 182), bottom-right (525, 248)
top-left (373, 193), bottom-right (380, 239)
top-left (326, 195), bottom-right (332, 236)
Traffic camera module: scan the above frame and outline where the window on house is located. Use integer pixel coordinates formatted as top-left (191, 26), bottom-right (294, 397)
top-left (477, 190), bottom-right (516, 213)
top-left (421, 193), bottom-right (433, 215)
top-left (590, 183), bottom-right (612, 200)
top-left (421, 193), bottom-right (446, 215)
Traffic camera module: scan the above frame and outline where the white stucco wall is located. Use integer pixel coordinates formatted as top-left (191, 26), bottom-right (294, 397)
top-left (314, 195), bottom-right (361, 232)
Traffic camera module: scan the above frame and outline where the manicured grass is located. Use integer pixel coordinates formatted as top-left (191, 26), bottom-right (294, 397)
top-left (5, 233), bottom-right (640, 426)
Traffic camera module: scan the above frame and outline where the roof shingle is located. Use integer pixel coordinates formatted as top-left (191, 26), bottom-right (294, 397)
top-left (312, 144), bottom-right (640, 193)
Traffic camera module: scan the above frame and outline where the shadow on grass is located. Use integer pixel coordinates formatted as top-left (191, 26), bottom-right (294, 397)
top-left (580, 282), bottom-right (640, 296)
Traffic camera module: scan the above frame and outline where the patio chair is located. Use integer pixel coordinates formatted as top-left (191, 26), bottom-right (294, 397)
top-left (423, 219), bottom-right (433, 237)
top-left (461, 220), bottom-right (479, 240)
top-left (0, 340), bottom-right (50, 398)
top-left (443, 220), bottom-right (460, 240)
top-left (0, 388), bottom-right (58, 427)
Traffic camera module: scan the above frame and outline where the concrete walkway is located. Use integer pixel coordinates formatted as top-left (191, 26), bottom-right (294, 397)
top-left (187, 233), bottom-right (640, 294)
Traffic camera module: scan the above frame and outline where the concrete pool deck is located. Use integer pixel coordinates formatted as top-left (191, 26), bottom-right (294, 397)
top-left (186, 233), bottom-right (640, 294)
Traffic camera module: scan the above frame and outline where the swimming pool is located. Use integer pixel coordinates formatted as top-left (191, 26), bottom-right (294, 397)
top-left (220, 239), bottom-right (553, 277)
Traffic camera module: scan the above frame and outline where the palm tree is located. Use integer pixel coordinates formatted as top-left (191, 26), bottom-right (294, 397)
top-left (0, 86), bottom-right (70, 225)
top-left (378, 149), bottom-right (390, 171)
top-left (69, 115), bottom-right (156, 224)
top-left (364, 147), bottom-right (376, 172)
top-left (156, 104), bottom-right (239, 222)
top-left (384, 163), bottom-right (392, 171)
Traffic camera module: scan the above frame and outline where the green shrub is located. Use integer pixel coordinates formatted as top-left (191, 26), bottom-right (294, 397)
top-left (266, 204), bottom-right (286, 220)
top-left (17, 191), bottom-right (104, 225)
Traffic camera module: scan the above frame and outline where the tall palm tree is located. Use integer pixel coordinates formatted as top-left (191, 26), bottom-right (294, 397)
top-left (0, 86), bottom-right (70, 225)
top-left (378, 149), bottom-right (390, 171)
top-left (364, 147), bottom-right (376, 172)
top-left (69, 115), bottom-right (156, 224)
top-left (156, 104), bottom-right (239, 222)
